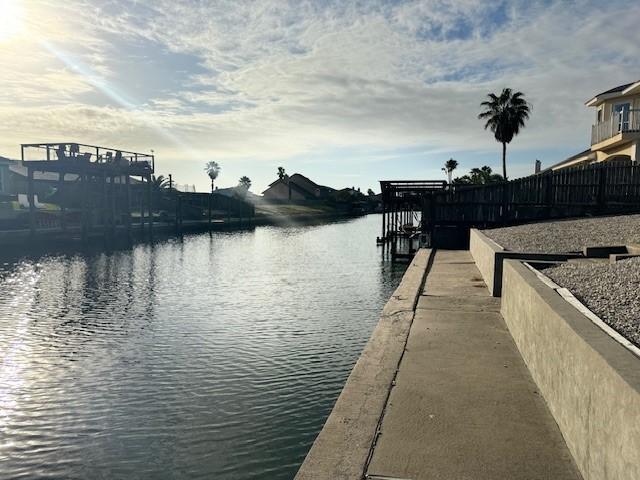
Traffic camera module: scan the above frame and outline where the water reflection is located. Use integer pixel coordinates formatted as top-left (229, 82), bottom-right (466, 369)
top-left (0, 215), bottom-right (405, 479)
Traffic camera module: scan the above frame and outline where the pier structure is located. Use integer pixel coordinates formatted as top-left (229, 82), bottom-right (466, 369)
top-left (21, 142), bottom-right (155, 241)
top-left (378, 180), bottom-right (446, 260)
top-left (379, 161), bottom-right (640, 259)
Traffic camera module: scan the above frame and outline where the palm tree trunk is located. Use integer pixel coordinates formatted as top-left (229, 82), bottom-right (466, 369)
top-left (502, 142), bottom-right (507, 180)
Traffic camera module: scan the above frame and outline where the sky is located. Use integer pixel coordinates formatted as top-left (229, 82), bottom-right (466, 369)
top-left (0, 0), bottom-right (638, 194)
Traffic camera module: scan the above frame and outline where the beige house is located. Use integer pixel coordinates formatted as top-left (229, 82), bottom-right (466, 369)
top-left (587, 80), bottom-right (640, 162)
top-left (546, 80), bottom-right (640, 171)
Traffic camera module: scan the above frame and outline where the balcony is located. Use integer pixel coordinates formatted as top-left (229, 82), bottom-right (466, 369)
top-left (591, 109), bottom-right (640, 146)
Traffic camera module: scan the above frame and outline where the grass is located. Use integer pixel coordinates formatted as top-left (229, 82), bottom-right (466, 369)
top-left (255, 202), bottom-right (338, 217)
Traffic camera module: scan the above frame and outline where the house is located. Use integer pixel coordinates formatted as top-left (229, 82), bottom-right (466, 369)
top-left (262, 173), bottom-right (334, 201)
top-left (587, 80), bottom-right (640, 163)
top-left (544, 81), bottom-right (640, 172)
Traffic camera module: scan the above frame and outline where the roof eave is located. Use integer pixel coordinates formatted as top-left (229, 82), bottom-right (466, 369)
top-left (586, 81), bottom-right (640, 107)
top-left (622, 81), bottom-right (640, 96)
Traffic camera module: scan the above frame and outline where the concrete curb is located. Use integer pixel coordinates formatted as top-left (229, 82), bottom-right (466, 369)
top-left (470, 228), bottom-right (581, 297)
top-left (294, 248), bottom-right (433, 480)
top-left (501, 259), bottom-right (640, 480)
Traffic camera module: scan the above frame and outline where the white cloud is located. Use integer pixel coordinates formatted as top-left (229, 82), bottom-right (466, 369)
top-left (1, 0), bottom-right (638, 191)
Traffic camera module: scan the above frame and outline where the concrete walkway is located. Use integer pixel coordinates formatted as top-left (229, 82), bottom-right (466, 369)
top-left (366, 250), bottom-right (581, 480)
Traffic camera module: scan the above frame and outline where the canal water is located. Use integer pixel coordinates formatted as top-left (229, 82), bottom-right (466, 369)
top-left (0, 214), bottom-right (406, 480)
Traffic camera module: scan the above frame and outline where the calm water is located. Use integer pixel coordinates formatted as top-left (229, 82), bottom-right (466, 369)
top-left (0, 214), bottom-right (405, 480)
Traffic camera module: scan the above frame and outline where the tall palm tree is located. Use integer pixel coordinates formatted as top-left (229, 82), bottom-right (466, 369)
top-left (478, 88), bottom-right (531, 180)
top-left (238, 176), bottom-right (251, 189)
top-left (204, 161), bottom-right (221, 192)
top-left (151, 175), bottom-right (170, 190)
top-left (441, 158), bottom-right (458, 184)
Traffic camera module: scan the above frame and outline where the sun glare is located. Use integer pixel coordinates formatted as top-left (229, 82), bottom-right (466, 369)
top-left (0, 0), bottom-right (25, 42)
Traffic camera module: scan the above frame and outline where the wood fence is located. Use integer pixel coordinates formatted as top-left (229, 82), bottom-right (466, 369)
top-left (431, 163), bottom-right (640, 226)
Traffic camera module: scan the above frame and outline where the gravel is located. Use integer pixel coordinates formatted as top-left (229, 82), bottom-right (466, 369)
top-left (544, 257), bottom-right (640, 347)
top-left (483, 214), bottom-right (640, 253)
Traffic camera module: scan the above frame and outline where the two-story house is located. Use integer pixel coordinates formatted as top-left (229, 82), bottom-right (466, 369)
top-left (587, 80), bottom-right (640, 163)
top-left (546, 80), bottom-right (640, 171)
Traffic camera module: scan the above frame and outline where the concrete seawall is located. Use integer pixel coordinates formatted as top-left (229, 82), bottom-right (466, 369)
top-left (501, 260), bottom-right (640, 480)
top-left (294, 248), bottom-right (432, 480)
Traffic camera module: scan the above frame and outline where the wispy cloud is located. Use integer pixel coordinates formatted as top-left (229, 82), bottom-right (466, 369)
top-left (1, 0), bottom-right (638, 191)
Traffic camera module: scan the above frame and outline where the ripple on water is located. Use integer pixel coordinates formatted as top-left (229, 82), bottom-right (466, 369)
top-left (0, 215), bottom-right (405, 479)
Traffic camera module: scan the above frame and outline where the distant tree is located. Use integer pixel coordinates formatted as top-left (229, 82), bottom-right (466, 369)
top-left (478, 88), bottom-right (531, 180)
top-left (277, 166), bottom-right (286, 179)
top-left (204, 161), bottom-right (221, 192)
top-left (441, 158), bottom-right (459, 184)
top-left (151, 175), bottom-right (170, 190)
top-left (238, 176), bottom-right (252, 190)
top-left (367, 188), bottom-right (375, 196)
top-left (454, 166), bottom-right (503, 185)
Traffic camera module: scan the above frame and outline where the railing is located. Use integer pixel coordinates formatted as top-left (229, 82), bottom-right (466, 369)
top-left (21, 142), bottom-right (155, 172)
top-left (591, 109), bottom-right (640, 145)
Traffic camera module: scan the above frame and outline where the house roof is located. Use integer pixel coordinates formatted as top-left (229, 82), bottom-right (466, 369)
top-left (262, 173), bottom-right (334, 197)
top-left (585, 80), bottom-right (640, 107)
top-left (541, 149), bottom-right (596, 173)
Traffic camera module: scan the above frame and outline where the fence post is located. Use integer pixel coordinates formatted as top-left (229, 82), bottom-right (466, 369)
top-left (500, 181), bottom-right (509, 223)
top-left (597, 165), bottom-right (607, 209)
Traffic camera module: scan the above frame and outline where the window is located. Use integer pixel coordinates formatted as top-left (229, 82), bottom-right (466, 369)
top-left (613, 102), bottom-right (631, 131)
top-left (597, 108), bottom-right (602, 123)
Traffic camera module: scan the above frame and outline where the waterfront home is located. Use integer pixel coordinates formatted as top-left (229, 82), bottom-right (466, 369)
top-left (548, 80), bottom-right (640, 171)
top-left (588, 80), bottom-right (640, 162)
top-left (262, 173), bottom-right (334, 201)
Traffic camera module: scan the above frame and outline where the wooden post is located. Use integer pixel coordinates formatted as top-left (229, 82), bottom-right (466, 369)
top-left (111, 175), bottom-right (117, 236)
top-left (147, 173), bottom-right (153, 235)
top-left (140, 176), bottom-right (146, 232)
top-left (27, 166), bottom-right (36, 237)
top-left (208, 193), bottom-right (212, 230)
top-left (102, 172), bottom-right (109, 238)
top-left (125, 173), bottom-right (132, 236)
top-left (597, 165), bottom-right (607, 209)
top-left (58, 172), bottom-right (66, 231)
top-left (81, 172), bottom-right (89, 242)
top-left (381, 197), bottom-right (386, 240)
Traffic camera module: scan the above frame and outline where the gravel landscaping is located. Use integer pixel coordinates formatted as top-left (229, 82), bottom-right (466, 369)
top-left (483, 214), bottom-right (640, 253)
top-left (544, 257), bottom-right (640, 347)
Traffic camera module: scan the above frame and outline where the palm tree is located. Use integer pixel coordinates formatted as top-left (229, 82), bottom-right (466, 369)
top-left (478, 88), bottom-right (531, 180)
top-left (441, 158), bottom-right (458, 184)
top-left (204, 161), bottom-right (221, 192)
top-left (238, 176), bottom-right (252, 190)
top-left (151, 175), bottom-right (170, 190)
top-left (277, 166), bottom-right (286, 179)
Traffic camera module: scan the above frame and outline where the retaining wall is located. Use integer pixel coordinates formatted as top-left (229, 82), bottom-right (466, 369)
top-left (501, 260), bottom-right (640, 480)
top-left (469, 228), bottom-right (581, 296)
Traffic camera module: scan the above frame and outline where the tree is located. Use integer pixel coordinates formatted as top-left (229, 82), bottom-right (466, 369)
top-left (441, 158), bottom-right (458, 184)
top-left (238, 176), bottom-right (252, 190)
top-left (367, 188), bottom-right (375, 196)
top-left (204, 161), bottom-right (221, 192)
top-left (277, 166), bottom-right (286, 179)
top-left (151, 175), bottom-right (170, 190)
top-left (454, 165), bottom-right (503, 185)
top-left (478, 88), bottom-right (531, 180)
